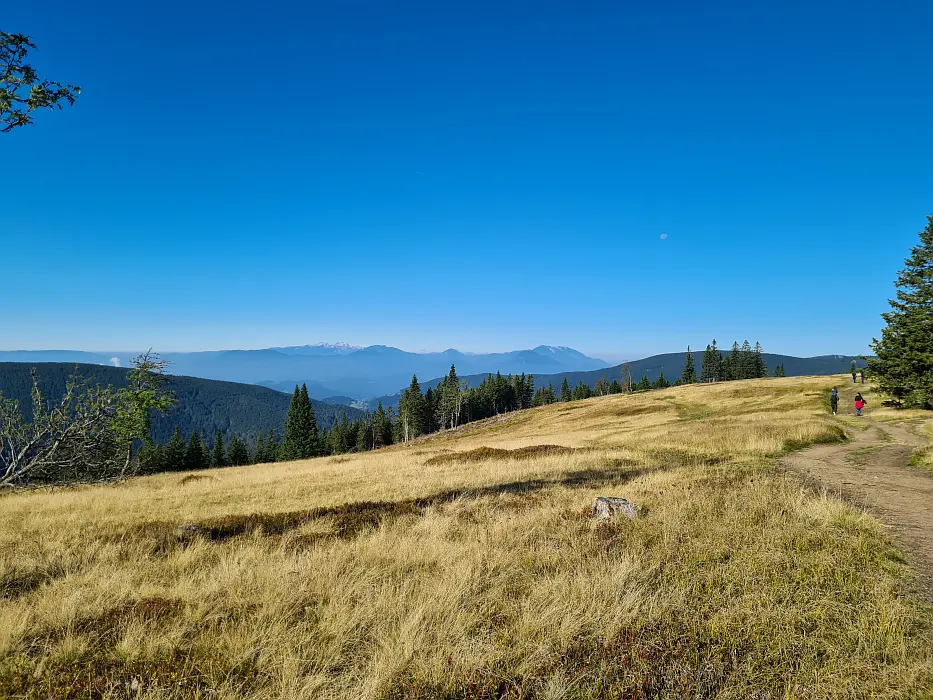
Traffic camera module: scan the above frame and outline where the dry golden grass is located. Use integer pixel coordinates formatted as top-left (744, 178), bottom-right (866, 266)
top-left (1, 376), bottom-right (931, 698)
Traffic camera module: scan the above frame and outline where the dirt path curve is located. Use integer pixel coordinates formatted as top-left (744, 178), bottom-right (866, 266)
top-left (782, 385), bottom-right (933, 591)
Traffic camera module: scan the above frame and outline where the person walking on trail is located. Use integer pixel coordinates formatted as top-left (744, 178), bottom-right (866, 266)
top-left (859, 370), bottom-right (865, 384)
top-left (855, 392), bottom-right (866, 416)
top-left (852, 369), bottom-right (858, 383)
top-left (830, 387), bottom-right (839, 416)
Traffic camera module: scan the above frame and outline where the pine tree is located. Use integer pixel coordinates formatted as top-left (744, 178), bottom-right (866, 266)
top-left (680, 346), bottom-right (696, 384)
top-left (398, 374), bottom-right (425, 442)
top-left (753, 342), bottom-right (767, 378)
top-left (700, 341), bottom-right (719, 382)
top-left (254, 434), bottom-right (267, 464)
top-left (282, 384), bottom-right (319, 459)
top-left (266, 429), bottom-right (279, 461)
top-left (637, 375), bottom-right (652, 392)
top-left (211, 430), bottom-right (226, 468)
top-left (372, 402), bottom-right (392, 448)
top-left (867, 213), bottom-right (933, 408)
top-left (594, 376), bottom-right (610, 396)
top-left (185, 430), bottom-right (206, 471)
top-left (609, 379), bottom-right (622, 394)
top-left (653, 372), bottom-right (670, 389)
top-left (560, 377), bottom-right (572, 402)
top-left (165, 426), bottom-right (186, 471)
top-left (739, 340), bottom-right (754, 379)
top-left (774, 364), bottom-right (786, 378)
top-left (572, 381), bottom-right (591, 400)
top-left (228, 435), bottom-right (250, 466)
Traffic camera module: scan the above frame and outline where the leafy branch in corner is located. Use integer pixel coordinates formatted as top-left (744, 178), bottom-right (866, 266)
top-left (1, 31), bottom-right (80, 132)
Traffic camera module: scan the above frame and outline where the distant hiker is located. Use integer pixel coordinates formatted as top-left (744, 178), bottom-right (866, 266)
top-left (859, 370), bottom-right (865, 384)
top-left (854, 392), bottom-right (866, 416)
top-left (852, 369), bottom-right (857, 383)
top-left (830, 388), bottom-right (839, 415)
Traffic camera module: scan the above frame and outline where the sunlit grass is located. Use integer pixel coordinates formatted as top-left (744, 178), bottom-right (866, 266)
top-left (0, 376), bottom-right (931, 698)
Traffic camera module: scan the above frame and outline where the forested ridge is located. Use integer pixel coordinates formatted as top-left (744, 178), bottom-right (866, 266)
top-left (0, 363), bottom-right (363, 445)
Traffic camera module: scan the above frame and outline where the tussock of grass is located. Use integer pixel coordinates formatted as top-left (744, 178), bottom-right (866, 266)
top-left (0, 376), bottom-right (931, 698)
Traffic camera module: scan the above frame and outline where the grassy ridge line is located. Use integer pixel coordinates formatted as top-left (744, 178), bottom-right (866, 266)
top-left (1, 376), bottom-right (931, 698)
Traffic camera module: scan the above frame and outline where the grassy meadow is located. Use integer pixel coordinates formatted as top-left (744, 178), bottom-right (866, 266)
top-left (1, 376), bottom-right (931, 698)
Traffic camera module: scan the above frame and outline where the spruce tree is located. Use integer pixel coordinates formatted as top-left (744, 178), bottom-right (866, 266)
top-left (560, 377), bottom-right (572, 402)
top-left (228, 435), bottom-right (250, 466)
top-left (653, 372), bottom-right (670, 389)
top-left (774, 364), bottom-right (786, 378)
top-left (255, 434), bottom-right (267, 464)
top-left (867, 213), bottom-right (933, 408)
top-left (700, 340), bottom-right (719, 382)
top-left (372, 402), bottom-right (391, 448)
top-left (753, 342), bottom-right (767, 378)
top-left (211, 430), bottom-right (226, 468)
top-left (282, 384), bottom-right (319, 459)
top-left (266, 428), bottom-right (279, 461)
top-left (680, 346), bottom-right (696, 384)
top-left (398, 374), bottom-right (425, 442)
top-left (185, 430), bottom-right (206, 471)
top-left (165, 426), bottom-right (186, 472)
top-left (637, 375), bottom-right (652, 391)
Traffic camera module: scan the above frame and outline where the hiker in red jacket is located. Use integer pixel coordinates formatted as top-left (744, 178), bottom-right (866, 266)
top-left (855, 392), bottom-right (866, 416)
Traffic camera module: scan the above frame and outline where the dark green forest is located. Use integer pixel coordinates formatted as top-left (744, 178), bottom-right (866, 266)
top-left (0, 363), bottom-right (363, 446)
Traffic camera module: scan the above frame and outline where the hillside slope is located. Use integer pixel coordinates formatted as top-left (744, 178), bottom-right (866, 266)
top-left (0, 363), bottom-right (364, 445)
top-left (369, 351), bottom-right (869, 409)
top-left (0, 377), bottom-right (929, 698)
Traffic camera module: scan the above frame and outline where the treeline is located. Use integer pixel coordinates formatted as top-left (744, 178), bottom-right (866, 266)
top-left (141, 339), bottom-right (779, 472)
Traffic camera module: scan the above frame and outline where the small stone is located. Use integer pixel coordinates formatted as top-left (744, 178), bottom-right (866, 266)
top-left (592, 496), bottom-right (639, 520)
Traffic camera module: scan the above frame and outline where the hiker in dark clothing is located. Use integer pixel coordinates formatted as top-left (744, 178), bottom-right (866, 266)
top-left (855, 392), bottom-right (866, 416)
top-left (852, 370), bottom-right (857, 383)
top-left (830, 387), bottom-right (839, 416)
top-left (859, 370), bottom-right (865, 384)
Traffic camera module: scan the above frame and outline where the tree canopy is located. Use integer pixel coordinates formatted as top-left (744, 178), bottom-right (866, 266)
top-left (1, 32), bottom-right (79, 132)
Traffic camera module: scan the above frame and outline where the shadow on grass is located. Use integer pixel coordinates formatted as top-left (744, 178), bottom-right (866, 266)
top-left (125, 462), bottom-right (655, 552)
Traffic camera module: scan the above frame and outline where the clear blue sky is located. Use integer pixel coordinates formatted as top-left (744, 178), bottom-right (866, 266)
top-left (4, 0), bottom-right (932, 361)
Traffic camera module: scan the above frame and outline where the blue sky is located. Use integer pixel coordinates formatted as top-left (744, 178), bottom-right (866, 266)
top-left (3, 0), bottom-right (931, 361)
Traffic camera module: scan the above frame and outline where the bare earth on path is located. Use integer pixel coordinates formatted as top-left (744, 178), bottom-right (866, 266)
top-left (783, 384), bottom-right (933, 591)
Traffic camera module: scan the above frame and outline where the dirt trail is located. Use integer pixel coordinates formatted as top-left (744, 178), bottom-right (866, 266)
top-left (782, 383), bottom-right (933, 590)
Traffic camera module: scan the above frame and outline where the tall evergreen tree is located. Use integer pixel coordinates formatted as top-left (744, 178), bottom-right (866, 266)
top-left (637, 375), bottom-right (652, 391)
top-left (774, 364), bottom-right (786, 378)
top-left (254, 433), bottom-right (267, 464)
top-left (184, 430), bottom-right (207, 471)
top-left (680, 345), bottom-right (696, 384)
top-left (228, 435), bottom-right (250, 466)
top-left (372, 402), bottom-right (392, 448)
top-left (700, 343), bottom-right (716, 382)
top-left (282, 384), bottom-right (319, 459)
top-left (739, 340), bottom-right (754, 379)
top-left (753, 342), bottom-right (767, 378)
top-left (867, 213), bottom-right (933, 408)
top-left (560, 377), bottom-right (572, 402)
top-left (211, 430), bottom-right (226, 468)
top-left (266, 428), bottom-right (279, 461)
top-left (653, 372), bottom-right (670, 389)
top-left (165, 426), bottom-right (186, 471)
top-left (398, 374), bottom-right (425, 442)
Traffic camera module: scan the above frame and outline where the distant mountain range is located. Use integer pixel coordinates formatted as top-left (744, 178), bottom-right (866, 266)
top-left (0, 345), bottom-right (609, 400)
top-left (0, 363), bottom-right (364, 446)
top-left (365, 352), bottom-right (869, 410)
